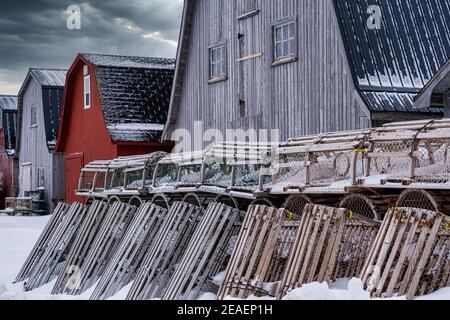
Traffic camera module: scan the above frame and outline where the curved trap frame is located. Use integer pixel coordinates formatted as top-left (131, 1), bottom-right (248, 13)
top-left (396, 189), bottom-right (439, 212)
top-left (339, 193), bottom-right (381, 221)
top-left (282, 194), bottom-right (312, 219)
top-left (150, 193), bottom-right (172, 210)
top-left (214, 195), bottom-right (239, 209)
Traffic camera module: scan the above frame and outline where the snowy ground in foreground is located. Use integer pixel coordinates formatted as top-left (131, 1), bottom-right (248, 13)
top-left (0, 215), bottom-right (449, 301)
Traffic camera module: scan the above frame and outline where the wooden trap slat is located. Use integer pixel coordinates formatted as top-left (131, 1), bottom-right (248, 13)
top-left (278, 204), bottom-right (380, 299)
top-left (162, 203), bottom-right (243, 300)
top-left (24, 203), bottom-right (87, 291)
top-left (51, 200), bottom-right (109, 295)
top-left (217, 205), bottom-right (292, 300)
top-left (126, 201), bottom-right (203, 300)
top-left (63, 201), bottom-right (137, 295)
top-left (90, 203), bottom-right (168, 300)
top-left (15, 202), bottom-right (69, 283)
top-left (361, 207), bottom-right (449, 299)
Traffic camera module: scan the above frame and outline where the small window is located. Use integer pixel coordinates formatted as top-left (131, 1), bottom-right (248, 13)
top-left (273, 19), bottom-right (297, 63)
top-left (37, 168), bottom-right (45, 188)
top-left (30, 105), bottom-right (37, 127)
top-left (209, 44), bottom-right (227, 82)
top-left (84, 75), bottom-right (91, 109)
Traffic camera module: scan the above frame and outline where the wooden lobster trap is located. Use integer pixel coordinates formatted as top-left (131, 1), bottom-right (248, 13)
top-left (361, 207), bottom-right (450, 299)
top-left (24, 203), bottom-right (87, 291)
top-left (126, 201), bottom-right (203, 300)
top-left (118, 152), bottom-right (167, 193)
top-left (201, 142), bottom-right (273, 194)
top-left (151, 152), bottom-right (204, 190)
top-left (162, 203), bottom-right (244, 300)
top-left (90, 202), bottom-right (168, 300)
top-left (217, 205), bottom-right (298, 299)
top-left (363, 119), bottom-right (450, 187)
top-left (52, 200), bottom-right (109, 295)
top-left (15, 202), bottom-right (70, 283)
top-left (267, 130), bottom-right (370, 194)
top-left (62, 201), bottom-right (137, 295)
top-left (278, 204), bottom-right (380, 299)
top-left (76, 160), bottom-right (112, 198)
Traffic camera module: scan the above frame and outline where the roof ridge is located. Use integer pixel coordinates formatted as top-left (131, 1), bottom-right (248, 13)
top-left (81, 52), bottom-right (175, 60)
top-left (29, 67), bottom-right (68, 72)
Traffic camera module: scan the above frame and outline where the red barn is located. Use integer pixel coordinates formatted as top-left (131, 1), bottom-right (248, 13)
top-left (56, 53), bottom-right (175, 203)
top-left (0, 95), bottom-right (18, 206)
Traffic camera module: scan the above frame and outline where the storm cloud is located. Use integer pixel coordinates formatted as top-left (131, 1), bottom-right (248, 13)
top-left (0, 0), bottom-right (183, 94)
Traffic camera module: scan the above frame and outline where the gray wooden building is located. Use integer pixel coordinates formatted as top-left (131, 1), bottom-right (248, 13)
top-left (15, 68), bottom-right (67, 212)
top-left (163, 0), bottom-right (450, 148)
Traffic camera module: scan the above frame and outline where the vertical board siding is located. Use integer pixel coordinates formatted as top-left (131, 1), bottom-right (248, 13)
top-left (18, 78), bottom-right (64, 212)
top-left (174, 0), bottom-right (370, 149)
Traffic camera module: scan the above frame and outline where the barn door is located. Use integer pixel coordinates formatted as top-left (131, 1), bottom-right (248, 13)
top-left (236, 0), bottom-right (263, 132)
top-left (66, 153), bottom-right (84, 203)
top-left (20, 163), bottom-right (32, 195)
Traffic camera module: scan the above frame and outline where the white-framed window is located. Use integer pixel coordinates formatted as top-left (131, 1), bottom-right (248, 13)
top-left (37, 168), bottom-right (45, 188)
top-left (30, 105), bottom-right (37, 127)
top-left (208, 44), bottom-right (227, 82)
top-left (273, 19), bottom-right (297, 63)
top-left (84, 75), bottom-right (91, 109)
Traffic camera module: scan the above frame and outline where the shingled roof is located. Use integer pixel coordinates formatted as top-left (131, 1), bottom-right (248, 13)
top-left (0, 95), bottom-right (18, 155)
top-left (81, 53), bottom-right (175, 142)
top-left (334, 0), bottom-right (450, 113)
top-left (16, 69), bottom-right (67, 155)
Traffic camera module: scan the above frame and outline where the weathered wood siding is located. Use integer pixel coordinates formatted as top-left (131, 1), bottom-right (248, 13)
top-left (18, 78), bottom-right (64, 211)
top-left (170, 0), bottom-right (370, 149)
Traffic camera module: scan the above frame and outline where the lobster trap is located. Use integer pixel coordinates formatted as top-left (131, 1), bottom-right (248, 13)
top-left (62, 201), bottom-right (137, 295)
top-left (268, 130), bottom-right (370, 193)
top-left (339, 193), bottom-right (387, 221)
top-left (52, 200), bottom-right (109, 295)
top-left (90, 203), bottom-right (168, 300)
top-left (278, 204), bottom-right (380, 299)
top-left (361, 207), bottom-right (450, 299)
top-left (15, 202), bottom-right (70, 283)
top-left (202, 142), bottom-right (273, 192)
top-left (126, 201), bottom-right (203, 300)
top-left (162, 203), bottom-right (244, 300)
top-left (365, 120), bottom-right (450, 185)
top-left (24, 203), bottom-right (87, 291)
top-left (217, 205), bottom-right (298, 299)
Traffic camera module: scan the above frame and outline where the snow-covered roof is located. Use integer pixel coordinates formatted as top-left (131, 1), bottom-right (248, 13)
top-left (29, 69), bottom-right (67, 87)
top-left (81, 53), bottom-right (175, 142)
top-left (334, 0), bottom-right (450, 113)
top-left (81, 53), bottom-right (175, 70)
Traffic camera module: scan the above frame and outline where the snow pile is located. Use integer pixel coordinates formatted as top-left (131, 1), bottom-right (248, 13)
top-left (283, 278), bottom-right (371, 300)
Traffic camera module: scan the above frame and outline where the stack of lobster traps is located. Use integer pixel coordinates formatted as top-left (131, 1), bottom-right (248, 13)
top-left (16, 118), bottom-right (446, 300)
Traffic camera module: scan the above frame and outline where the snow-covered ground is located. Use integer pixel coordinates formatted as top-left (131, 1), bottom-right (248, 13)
top-left (0, 214), bottom-right (449, 300)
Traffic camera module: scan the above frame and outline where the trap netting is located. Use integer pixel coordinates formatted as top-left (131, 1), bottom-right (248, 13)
top-left (217, 205), bottom-right (299, 299)
top-left (278, 204), bottom-right (380, 299)
top-left (361, 207), bottom-right (450, 299)
top-left (366, 120), bottom-right (450, 184)
top-left (282, 194), bottom-right (312, 219)
top-left (339, 193), bottom-right (384, 221)
top-left (395, 189), bottom-right (439, 212)
top-left (203, 142), bottom-right (273, 191)
top-left (270, 130), bottom-right (369, 191)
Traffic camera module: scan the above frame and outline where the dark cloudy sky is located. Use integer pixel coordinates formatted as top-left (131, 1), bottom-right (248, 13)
top-left (0, 0), bottom-right (183, 94)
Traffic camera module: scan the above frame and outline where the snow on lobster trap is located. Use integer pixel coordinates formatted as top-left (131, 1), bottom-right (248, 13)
top-left (266, 130), bottom-right (370, 194)
top-left (151, 151), bottom-right (205, 191)
top-left (200, 142), bottom-right (273, 195)
top-left (362, 119), bottom-right (450, 187)
top-left (361, 207), bottom-right (450, 300)
top-left (217, 205), bottom-right (299, 299)
top-left (278, 204), bottom-right (380, 299)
